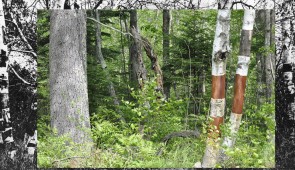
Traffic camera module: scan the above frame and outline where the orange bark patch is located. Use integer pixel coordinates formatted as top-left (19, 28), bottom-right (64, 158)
top-left (212, 75), bottom-right (226, 99)
top-left (232, 74), bottom-right (247, 114)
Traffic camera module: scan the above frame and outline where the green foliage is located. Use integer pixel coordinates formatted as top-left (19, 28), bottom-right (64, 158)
top-left (37, 10), bottom-right (275, 168)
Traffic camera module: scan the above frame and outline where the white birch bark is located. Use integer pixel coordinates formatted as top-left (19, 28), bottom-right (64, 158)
top-left (201, 5), bottom-right (232, 168)
top-left (0, 0), bottom-right (16, 159)
top-left (223, 9), bottom-right (255, 148)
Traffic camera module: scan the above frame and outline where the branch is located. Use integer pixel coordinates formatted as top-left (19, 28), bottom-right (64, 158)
top-left (5, 19), bottom-right (36, 55)
top-left (8, 64), bottom-right (32, 85)
top-left (93, 0), bottom-right (103, 9)
top-left (87, 17), bottom-right (132, 37)
top-left (231, 1), bottom-right (255, 9)
top-left (10, 49), bottom-right (37, 58)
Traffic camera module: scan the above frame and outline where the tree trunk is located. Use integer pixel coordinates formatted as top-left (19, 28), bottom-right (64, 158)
top-left (50, 10), bottom-right (92, 145)
top-left (0, 0), bottom-right (16, 159)
top-left (129, 10), bottom-right (147, 90)
top-left (264, 9), bottom-right (273, 103)
top-left (223, 9), bottom-right (255, 149)
top-left (276, 1), bottom-right (295, 167)
top-left (256, 10), bottom-right (265, 106)
top-left (129, 10), bottom-right (148, 135)
top-left (140, 36), bottom-right (164, 94)
top-left (163, 9), bottom-right (171, 99)
top-left (95, 10), bottom-right (125, 122)
top-left (201, 2), bottom-right (232, 167)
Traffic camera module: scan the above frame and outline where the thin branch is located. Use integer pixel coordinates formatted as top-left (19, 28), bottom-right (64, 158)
top-left (5, 19), bottom-right (36, 55)
top-left (8, 64), bottom-right (32, 85)
top-left (93, 0), bottom-right (103, 9)
top-left (87, 17), bottom-right (132, 37)
top-left (231, 1), bottom-right (255, 9)
top-left (10, 49), bottom-right (37, 58)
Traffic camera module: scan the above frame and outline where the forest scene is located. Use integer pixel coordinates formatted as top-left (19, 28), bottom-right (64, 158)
top-left (37, 9), bottom-right (275, 168)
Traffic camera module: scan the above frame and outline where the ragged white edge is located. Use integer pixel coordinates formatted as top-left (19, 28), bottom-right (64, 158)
top-left (212, 61), bottom-right (226, 76)
top-left (229, 112), bottom-right (243, 134)
top-left (242, 10), bottom-right (255, 30)
top-left (210, 98), bottom-right (225, 117)
top-left (212, 10), bottom-right (230, 76)
top-left (223, 113), bottom-right (243, 148)
top-left (236, 55), bottom-right (250, 76)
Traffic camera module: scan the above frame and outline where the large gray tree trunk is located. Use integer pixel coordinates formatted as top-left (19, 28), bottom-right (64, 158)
top-left (50, 10), bottom-right (92, 144)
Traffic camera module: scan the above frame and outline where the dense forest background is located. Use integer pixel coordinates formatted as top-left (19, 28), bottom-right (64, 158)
top-left (37, 10), bottom-right (275, 168)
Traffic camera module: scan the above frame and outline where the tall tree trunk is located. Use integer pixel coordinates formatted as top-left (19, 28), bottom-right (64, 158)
top-left (223, 9), bottom-right (255, 149)
top-left (201, 1), bottom-right (232, 167)
top-left (50, 10), bottom-right (92, 145)
top-left (276, 1), bottom-right (295, 167)
top-left (129, 10), bottom-right (148, 135)
top-left (95, 10), bottom-right (125, 122)
top-left (264, 9), bottom-right (273, 103)
top-left (163, 9), bottom-right (171, 99)
top-left (129, 10), bottom-right (147, 89)
top-left (0, 0), bottom-right (16, 159)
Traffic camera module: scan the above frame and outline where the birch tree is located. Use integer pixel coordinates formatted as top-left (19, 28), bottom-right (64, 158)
top-left (276, 0), bottom-right (295, 167)
top-left (223, 9), bottom-right (255, 148)
top-left (200, 0), bottom-right (232, 167)
top-left (49, 10), bottom-right (92, 145)
top-left (0, 0), bottom-right (16, 159)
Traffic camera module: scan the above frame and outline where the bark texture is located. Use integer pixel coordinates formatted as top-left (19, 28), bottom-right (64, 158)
top-left (201, 4), bottom-right (232, 167)
top-left (0, 0), bottom-right (16, 159)
top-left (141, 36), bottom-right (164, 94)
top-left (129, 10), bottom-right (147, 89)
top-left (276, 1), bottom-right (295, 168)
top-left (223, 9), bottom-right (255, 149)
top-left (264, 9), bottom-right (273, 102)
top-left (50, 10), bottom-right (92, 144)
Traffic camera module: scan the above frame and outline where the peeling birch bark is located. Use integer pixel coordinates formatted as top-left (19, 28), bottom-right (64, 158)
top-left (201, 3), bottom-right (232, 167)
top-left (223, 10), bottom-right (255, 149)
top-left (0, 0), bottom-right (16, 159)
